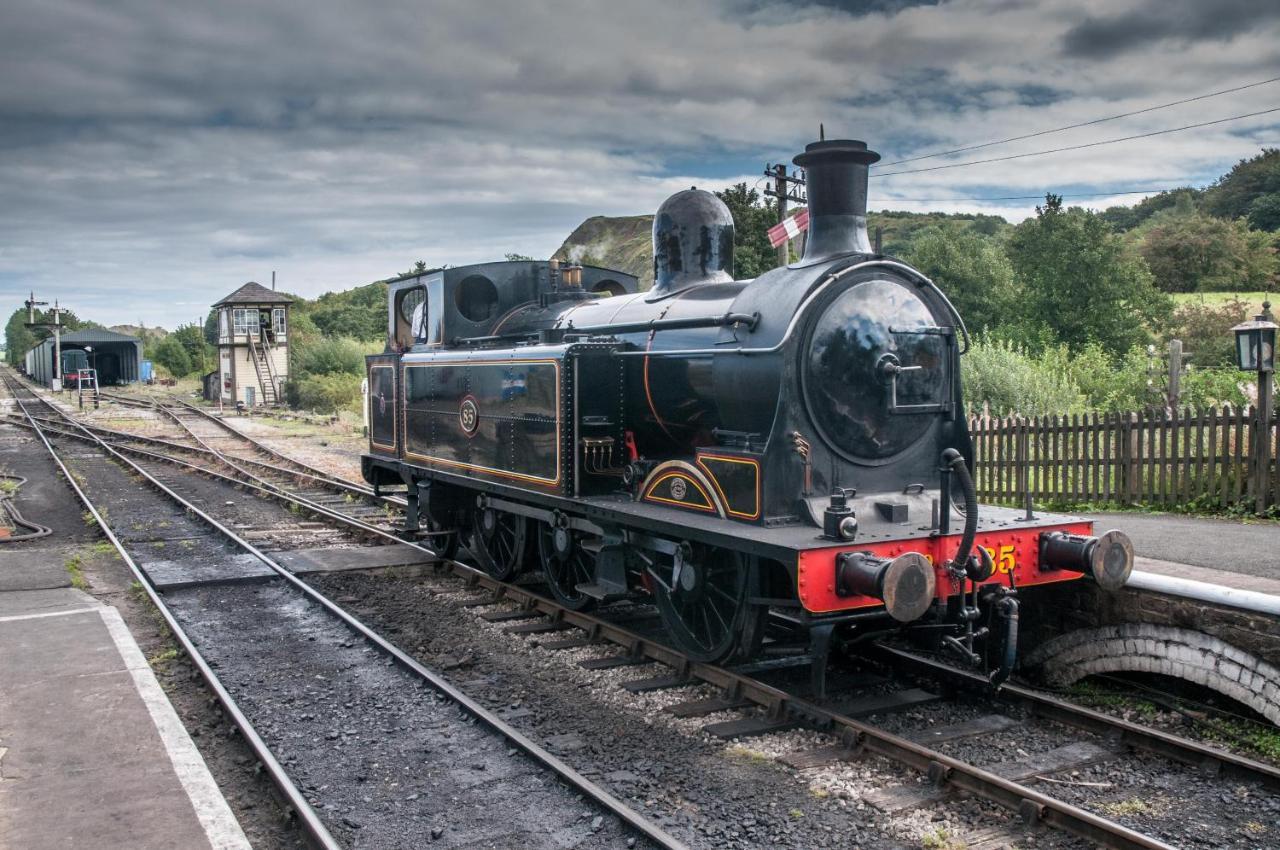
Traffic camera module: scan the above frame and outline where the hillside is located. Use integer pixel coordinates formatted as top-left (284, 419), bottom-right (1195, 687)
top-left (555, 214), bottom-right (654, 289)
top-left (551, 208), bottom-right (1013, 288)
top-left (110, 323), bottom-right (168, 341)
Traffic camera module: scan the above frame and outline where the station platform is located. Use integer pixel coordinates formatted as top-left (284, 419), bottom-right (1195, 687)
top-left (1092, 511), bottom-right (1280, 600)
top-left (0, 561), bottom-right (249, 849)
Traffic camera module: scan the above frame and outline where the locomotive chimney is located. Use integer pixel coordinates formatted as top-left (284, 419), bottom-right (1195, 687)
top-left (793, 139), bottom-right (880, 265)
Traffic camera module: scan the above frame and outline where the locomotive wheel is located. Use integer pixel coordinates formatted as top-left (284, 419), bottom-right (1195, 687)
top-left (424, 516), bottom-right (460, 561)
top-left (536, 519), bottom-right (597, 611)
top-left (650, 543), bottom-right (767, 664)
top-left (423, 504), bottom-right (466, 562)
top-left (472, 508), bottom-right (528, 581)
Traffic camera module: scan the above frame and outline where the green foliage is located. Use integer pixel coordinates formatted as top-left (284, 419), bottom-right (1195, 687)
top-left (715, 183), bottom-right (779, 280)
top-left (1202, 148), bottom-right (1280, 225)
top-left (869, 210), bottom-right (1010, 256)
top-left (1247, 193), bottom-right (1280, 232)
top-left (1006, 195), bottom-right (1169, 356)
top-left (1178, 366), bottom-right (1249, 409)
top-left (962, 337), bottom-right (1085, 416)
top-left (150, 335), bottom-right (192, 378)
top-left (1100, 187), bottom-right (1202, 232)
top-left (1135, 197), bottom-right (1277, 292)
top-left (303, 282), bottom-right (388, 342)
top-left (899, 226), bottom-right (1018, 328)
top-left (4, 307), bottom-right (97, 366)
top-left (1162, 298), bottom-right (1254, 368)
top-left (4, 310), bottom-right (35, 367)
top-left (504, 253), bottom-right (533, 262)
top-left (291, 372), bottom-right (362, 413)
top-left (171, 323), bottom-right (214, 375)
top-left (295, 336), bottom-right (370, 377)
top-left (203, 310), bottom-right (219, 345)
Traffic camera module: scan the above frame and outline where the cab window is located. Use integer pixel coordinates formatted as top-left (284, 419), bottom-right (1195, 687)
top-left (393, 286), bottom-right (425, 351)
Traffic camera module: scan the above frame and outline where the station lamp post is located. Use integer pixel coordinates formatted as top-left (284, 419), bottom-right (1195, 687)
top-left (1232, 301), bottom-right (1278, 515)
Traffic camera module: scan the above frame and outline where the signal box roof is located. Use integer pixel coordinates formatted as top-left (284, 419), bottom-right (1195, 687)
top-left (213, 281), bottom-right (294, 307)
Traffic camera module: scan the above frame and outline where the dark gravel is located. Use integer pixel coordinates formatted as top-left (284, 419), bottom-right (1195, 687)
top-left (306, 570), bottom-right (916, 850)
top-left (165, 580), bottom-right (654, 849)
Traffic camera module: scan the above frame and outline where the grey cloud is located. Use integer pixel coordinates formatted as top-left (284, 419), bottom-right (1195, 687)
top-left (1, 0), bottom-right (1278, 327)
top-left (1063, 0), bottom-right (1280, 58)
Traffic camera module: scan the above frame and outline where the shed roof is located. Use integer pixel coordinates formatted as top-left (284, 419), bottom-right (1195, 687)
top-left (213, 281), bottom-right (295, 307)
top-left (60, 328), bottom-right (141, 344)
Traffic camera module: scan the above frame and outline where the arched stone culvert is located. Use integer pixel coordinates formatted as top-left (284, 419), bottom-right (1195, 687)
top-left (1021, 623), bottom-right (1280, 726)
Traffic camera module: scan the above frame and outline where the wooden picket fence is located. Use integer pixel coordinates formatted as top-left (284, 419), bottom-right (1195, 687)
top-left (968, 407), bottom-right (1279, 512)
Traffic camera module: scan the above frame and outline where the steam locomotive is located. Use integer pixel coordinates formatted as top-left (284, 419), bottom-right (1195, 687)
top-left (362, 138), bottom-right (1134, 685)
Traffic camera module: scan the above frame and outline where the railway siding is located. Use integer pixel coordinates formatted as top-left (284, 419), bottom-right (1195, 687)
top-left (3, 371), bottom-right (678, 850)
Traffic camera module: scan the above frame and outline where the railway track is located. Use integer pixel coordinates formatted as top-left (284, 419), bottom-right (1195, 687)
top-left (8, 374), bottom-right (1279, 849)
top-left (2, 372), bottom-right (682, 850)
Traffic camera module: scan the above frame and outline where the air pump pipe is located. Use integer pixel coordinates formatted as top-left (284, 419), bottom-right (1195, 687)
top-left (941, 448), bottom-right (978, 571)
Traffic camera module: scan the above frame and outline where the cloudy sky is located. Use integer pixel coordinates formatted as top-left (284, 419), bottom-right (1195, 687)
top-left (2, 0), bottom-right (1278, 329)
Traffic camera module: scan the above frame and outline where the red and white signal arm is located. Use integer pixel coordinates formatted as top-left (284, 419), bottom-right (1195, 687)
top-left (767, 208), bottom-right (810, 248)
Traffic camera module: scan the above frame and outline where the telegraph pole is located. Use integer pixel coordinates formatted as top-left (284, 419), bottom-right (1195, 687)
top-left (763, 163), bottom-right (807, 268)
top-left (24, 292), bottom-right (64, 391)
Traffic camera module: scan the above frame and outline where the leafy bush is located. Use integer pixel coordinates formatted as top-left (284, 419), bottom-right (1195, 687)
top-left (293, 372), bottom-right (362, 413)
top-left (1161, 298), bottom-right (1254, 368)
top-left (962, 337), bottom-right (1085, 416)
top-left (295, 337), bottom-right (369, 377)
top-left (150, 336), bottom-right (193, 377)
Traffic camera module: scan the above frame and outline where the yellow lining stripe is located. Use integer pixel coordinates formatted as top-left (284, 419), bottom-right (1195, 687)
top-left (368, 364), bottom-right (397, 454)
top-left (643, 471), bottom-right (716, 513)
top-left (401, 359), bottom-right (561, 486)
top-left (701, 455), bottom-right (757, 522)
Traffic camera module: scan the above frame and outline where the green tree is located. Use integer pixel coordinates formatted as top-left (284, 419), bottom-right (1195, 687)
top-left (307, 282), bottom-right (387, 341)
top-left (203, 310), bottom-right (219, 345)
top-left (899, 226), bottom-right (1018, 330)
top-left (4, 307), bottom-right (97, 367)
top-left (715, 183), bottom-right (778, 280)
top-left (4, 310), bottom-right (37, 367)
top-left (151, 335), bottom-right (193, 377)
top-left (172, 323), bottom-right (214, 375)
top-left (1100, 187), bottom-right (1202, 232)
top-left (1247, 193), bottom-right (1280, 232)
top-left (1202, 148), bottom-right (1280, 223)
top-left (1135, 198), bottom-right (1276, 292)
top-left (1006, 195), bottom-right (1169, 356)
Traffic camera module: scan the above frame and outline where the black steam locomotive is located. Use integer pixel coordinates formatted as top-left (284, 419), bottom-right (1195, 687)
top-left (362, 138), bottom-right (1134, 684)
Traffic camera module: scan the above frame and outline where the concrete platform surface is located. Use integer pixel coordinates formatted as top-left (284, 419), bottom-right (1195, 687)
top-left (1092, 512), bottom-right (1279, 578)
top-left (0, 589), bottom-right (249, 850)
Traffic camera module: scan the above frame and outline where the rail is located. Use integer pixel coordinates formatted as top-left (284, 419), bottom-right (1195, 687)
top-left (13, 369), bottom-right (1273, 848)
top-left (2, 370), bottom-right (686, 850)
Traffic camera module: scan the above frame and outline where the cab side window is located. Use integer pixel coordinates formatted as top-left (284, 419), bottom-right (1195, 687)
top-left (394, 286), bottom-right (425, 351)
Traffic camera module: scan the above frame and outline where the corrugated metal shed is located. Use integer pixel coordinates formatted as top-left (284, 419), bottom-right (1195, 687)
top-left (24, 328), bottom-right (143, 387)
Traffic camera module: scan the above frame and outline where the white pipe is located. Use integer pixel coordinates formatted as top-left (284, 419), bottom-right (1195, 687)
top-left (1126, 570), bottom-right (1280, 617)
